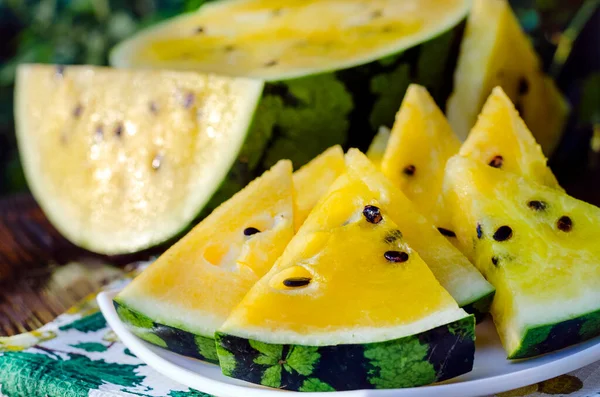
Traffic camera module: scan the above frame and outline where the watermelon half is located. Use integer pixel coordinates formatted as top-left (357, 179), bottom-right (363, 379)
top-left (111, 0), bottom-right (471, 153)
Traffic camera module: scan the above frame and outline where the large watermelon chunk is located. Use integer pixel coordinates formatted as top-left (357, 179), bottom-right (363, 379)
top-left (345, 150), bottom-right (494, 318)
top-left (443, 156), bottom-right (600, 358)
top-left (447, 0), bottom-right (569, 155)
top-left (217, 171), bottom-right (475, 391)
top-left (111, 0), bottom-right (471, 153)
top-left (380, 84), bottom-right (461, 231)
top-left (114, 160), bottom-right (294, 362)
top-left (15, 64), bottom-right (268, 254)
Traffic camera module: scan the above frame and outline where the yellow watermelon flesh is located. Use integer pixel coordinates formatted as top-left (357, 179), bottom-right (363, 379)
top-left (15, 64), bottom-right (263, 254)
top-left (380, 84), bottom-right (461, 231)
top-left (345, 150), bottom-right (494, 316)
top-left (292, 145), bottom-right (345, 231)
top-left (366, 126), bottom-right (391, 169)
top-left (114, 160), bottom-right (294, 362)
top-left (447, 0), bottom-right (569, 155)
top-left (443, 156), bottom-right (600, 358)
top-left (216, 169), bottom-right (474, 391)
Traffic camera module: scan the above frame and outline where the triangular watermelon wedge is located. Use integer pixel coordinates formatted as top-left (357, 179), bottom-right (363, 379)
top-left (217, 169), bottom-right (474, 391)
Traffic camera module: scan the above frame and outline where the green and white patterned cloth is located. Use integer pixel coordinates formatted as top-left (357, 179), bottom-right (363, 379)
top-left (1, 276), bottom-right (600, 397)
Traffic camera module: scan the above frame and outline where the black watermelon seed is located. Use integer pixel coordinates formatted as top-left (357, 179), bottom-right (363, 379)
top-left (384, 230), bottom-right (403, 244)
top-left (72, 104), bottom-right (83, 118)
top-left (489, 155), bottom-right (504, 168)
top-left (265, 60), bottom-right (278, 67)
top-left (243, 227), bottom-right (261, 236)
top-left (493, 226), bottom-right (513, 242)
top-left (183, 93), bottom-right (195, 109)
top-left (403, 165), bottom-right (416, 176)
top-left (194, 26), bottom-right (204, 34)
top-left (557, 216), bottom-right (573, 232)
top-left (528, 200), bottom-right (547, 211)
top-left (283, 277), bottom-right (311, 287)
top-left (384, 250), bottom-right (409, 263)
top-left (492, 256), bottom-right (499, 266)
top-left (149, 101), bottom-right (159, 114)
top-left (56, 65), bottom-right (65, 77)
top-left (114, 123), bottom-right (123, 137)
top-left (476, 223), bottom-right (483, 239)
top-left (437, 227), bottom-right (456, 238)
top-left (518, 77), bottom-right (529, 95)
top-left (363, 205), bottom-right (383, 224)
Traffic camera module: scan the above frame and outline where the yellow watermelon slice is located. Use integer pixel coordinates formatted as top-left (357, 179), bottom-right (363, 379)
top-left (346, 150), bottom-right (494, 317)
top-left (217, 170), bottom-right (474, 391)
top-left (460, 87), bottom-right (562, 190)
top-left (447, 0), bottom-right (569, 155)
top-left (366, 126), bottom-right (391, 169)
top-left (443, 156), bottom-right (600, 358)
top-left (380, 84), bottom-right (461, 230)
top-left (292, 145), bottom-right (345, 231)
top-left (114, 160), bottom-right (294, 362)
top-left (15, 64), bottom-right (265, 254)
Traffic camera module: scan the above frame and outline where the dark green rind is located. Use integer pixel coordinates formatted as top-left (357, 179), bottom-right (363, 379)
top-left (509, 307), bottom-right (600, 359)
top-left (215, 315), bottom-right (475, 392)
top-left (462, 290), bottom-right (495, 323)
top-left (202, 22), bottom-right (465, 213)
top-left (113, 300), bottom-right (219, 364)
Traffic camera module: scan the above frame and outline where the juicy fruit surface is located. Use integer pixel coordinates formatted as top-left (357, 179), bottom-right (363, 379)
top-left (381, 84), bottom-right (461, 228)
top-left (221, 173), bottom-right (466, 344)
top-left (366, 126), bottom-right (390, 169)
top-left (447, 0), bottom-right (569, 155)
top-left (444, 156), bottom-right (600, 358)
top-left (292, 145), bottom-right (345, 231)
top-left (345, 150), bottom-right (494, 312)
top-left (115, 161), bottom-right (294, 342)
top-left (460, 87), bottom-right (562, 190)
top-left (111, 0), bottom-right (470, 80)
top-left (15, 64), bottom-right (263, 254)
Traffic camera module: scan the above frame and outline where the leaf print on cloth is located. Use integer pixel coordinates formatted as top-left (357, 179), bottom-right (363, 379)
top-left (59, 312), bottom-right (107, 333)
top-left (70, 342), bottom-right (108, 352)
top-left (0, 351), bottom-right (143, 397)
top-left (0, 330), bottom-right (56, 352)
top-left (538, 374), bottom-right (583, 394)
top-left (249, 340), bottom-right (321, 388)
top-left (168, 390), bottom-right (213, 397)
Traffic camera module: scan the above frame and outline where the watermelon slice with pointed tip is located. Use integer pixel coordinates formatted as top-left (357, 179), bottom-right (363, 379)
top-left (111, 0), bottom-right (471, 154)
top-left (217, 171), bottom-right (474, 391)
top-left (443, 156), bottom-right (600, 358)
top-left (345, 150), bottom-right (494, 318)
top-left (447, 0), bottom-right (569, 155)
top-left (114, 160), bottom-right (294, 362)
top-left (293, 145), bottom-right (345, 231)
top-left (366, 126), bottom-right (391, 169)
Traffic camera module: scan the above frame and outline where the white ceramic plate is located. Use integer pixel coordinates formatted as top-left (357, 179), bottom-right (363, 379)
top-left (99, 290), bottom-right (600, 397)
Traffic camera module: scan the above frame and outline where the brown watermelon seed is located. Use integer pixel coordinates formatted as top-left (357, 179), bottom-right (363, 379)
top-left (363, 205), bottom-right (382, 224)
top-left (72, 104), bottom-right (83, 118)
top-left (183, 93), bottom-right (195, 109)
top-left (283, 277), bottom-right (311, 287)
top-left (492, 256), bottom-right (499, 266)
top-left (437, 227), bottom-right (456, 238)
top-left (384, 251), bottom-right (409, 263)
top-left (384, 230), bottom-right (403, 244)
top-left (243, 227), bottom-right (261, 236)
top-left (151, 153), bottom-right (163, 171)
top-left (489, 155), bottom-right (504, 168)
top-left (371, 9), bottom-right (383, 19)
top-left (264, 60), bottom-right (278, 67)
top-left (403, 165), bottom-right (416, 176)
top-left (557, 216), bottom-right (573, 232)
top-left (528, 200), bottom-right (547, 211)
top-left (149, 101), bottom-right (159, 114)
top-left (114, 123), bottom-right (123, 137)
top-left (194, 26), bottom-right (204, 34)
top-left (518, 77), bottom-right (529, 95)
top-left (493, 226), bottom-right (513, 242)
top-left (476, 223), bottom-right (483, 239)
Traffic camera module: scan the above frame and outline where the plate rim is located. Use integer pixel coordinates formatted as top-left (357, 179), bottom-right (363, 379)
top-left (98, 289), bottom-right (600, 397)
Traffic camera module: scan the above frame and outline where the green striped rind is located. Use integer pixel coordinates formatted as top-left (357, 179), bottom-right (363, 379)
top-left (113, 300), bottom-right (218, 364)
top-left (215, 315), bottom-right (475, 391)
top-left (462, 290), bottom-right (495, 323)
top-left (509, 308), bottom-right (600, 359)
top-left (192, 23), bottom-right (466, 213)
